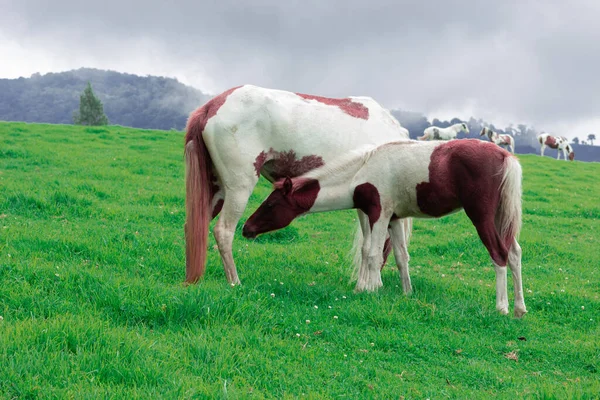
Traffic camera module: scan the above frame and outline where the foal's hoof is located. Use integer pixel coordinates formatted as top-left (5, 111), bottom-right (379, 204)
top-left (354, 280), bottom-right (383, 293)
top-left (497, 307), bottom-right (509, 315)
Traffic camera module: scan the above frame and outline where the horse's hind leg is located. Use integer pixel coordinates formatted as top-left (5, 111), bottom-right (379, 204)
top-left (213, 178), bottom-right (258, 285)
top-left (508, 238), bottom-right (527, 318)
top-left (469, 216), bottom-right (510, 315)
top-left (389, 218), bottom-right (412, 294)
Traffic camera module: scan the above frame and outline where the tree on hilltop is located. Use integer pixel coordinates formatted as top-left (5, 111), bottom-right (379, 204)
top-left (587, 133), bottom-right (596, 146)
top-left (73, 82), bottom-right (108, 126)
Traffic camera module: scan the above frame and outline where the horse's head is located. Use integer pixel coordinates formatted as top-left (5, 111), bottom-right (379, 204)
top-left (242, 177), bottom-right (320, 238)
top-left (461, 122), bottom-right (470, 134)
top-left (567, 145), bottom-right (575, 161)
top-left (480, 127), bottom-right (488, 137)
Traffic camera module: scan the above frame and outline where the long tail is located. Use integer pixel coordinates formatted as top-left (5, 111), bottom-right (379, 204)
top-left (184, 107), bottom-right (213, 283)
top-left (495, 156), bottom-right (522, 250)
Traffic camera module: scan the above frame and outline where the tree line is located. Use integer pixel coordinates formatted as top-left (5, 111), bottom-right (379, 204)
top-left (0, 68), bottom-right (210, 130)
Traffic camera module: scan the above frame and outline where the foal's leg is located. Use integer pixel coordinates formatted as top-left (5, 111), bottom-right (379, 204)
top-left (351, 211), bottom-right (371, 282)
top-left (213, 177), bottom-right (258, 285)
top-left (355, 219), bottom-right (389, 292)
top-left (469, 217), bottom-right (510, 315)
top-left (389, 218), bottom-right (412, 294)
top-left (508, 238), bottom-right (527, 318)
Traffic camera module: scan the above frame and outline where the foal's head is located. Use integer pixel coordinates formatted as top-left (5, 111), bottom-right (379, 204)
top-left (242, 177), bottom-right (320, 238)
top-left (461, 122), bottom-right (470, 134)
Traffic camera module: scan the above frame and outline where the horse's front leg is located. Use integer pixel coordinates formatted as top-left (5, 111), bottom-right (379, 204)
top-left (389, 218), bottom-right (412, 295)
top-left (355, 219), bottom-right (389, 292)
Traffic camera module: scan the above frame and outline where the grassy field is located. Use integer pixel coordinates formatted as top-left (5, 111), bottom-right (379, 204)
top-left (0, 121), bottom-right (599, 399)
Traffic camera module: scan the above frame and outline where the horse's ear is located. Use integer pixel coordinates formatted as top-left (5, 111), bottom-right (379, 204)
top-left (282, 176), bottom-right (293, 195)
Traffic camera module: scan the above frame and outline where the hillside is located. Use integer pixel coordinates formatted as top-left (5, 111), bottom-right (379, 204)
top-left (0, 68), bottom-right (210, 130)
top-left (0, 121), bottom-right (598, 398)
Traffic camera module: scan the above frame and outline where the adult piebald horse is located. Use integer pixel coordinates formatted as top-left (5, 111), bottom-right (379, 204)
top-left (244, 139), bottom-right (527, 318)
top-left (538, 133), bottom-right (575, 161)
top-left (185, 85), bottom-right (411, 284)
top-left (480, 127), bottom-right (515, 154)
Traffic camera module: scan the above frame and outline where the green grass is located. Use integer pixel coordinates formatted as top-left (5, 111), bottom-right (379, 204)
top-left (1, 121), bottom-right (599, 399)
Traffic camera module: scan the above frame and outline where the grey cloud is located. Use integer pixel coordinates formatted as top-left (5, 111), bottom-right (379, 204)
top-left (2, 0), bottom-right (599, 136)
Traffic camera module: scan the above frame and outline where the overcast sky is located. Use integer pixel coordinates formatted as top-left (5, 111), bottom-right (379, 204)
top-left (1, 0), bottom-right (599, 139)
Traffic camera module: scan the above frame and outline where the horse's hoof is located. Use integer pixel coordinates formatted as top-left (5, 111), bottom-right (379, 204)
top-left (497, 307), bottom-right (509, 315)
top-left (514, 308), bottom-right (528, 319)
top-left (228, 278), bottom-right (242, 286)
top-left (355, 281), bottom-right (382, 293)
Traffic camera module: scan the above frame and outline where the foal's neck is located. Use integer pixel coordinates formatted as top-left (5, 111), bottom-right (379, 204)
top-left (303, 149), bottom-right (372, 212)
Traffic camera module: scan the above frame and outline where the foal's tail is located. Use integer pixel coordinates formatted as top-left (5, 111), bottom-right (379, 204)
top-left (184, 107), bottom-right (213, 283)
top-left (496, 156), bottom-right (522, 248)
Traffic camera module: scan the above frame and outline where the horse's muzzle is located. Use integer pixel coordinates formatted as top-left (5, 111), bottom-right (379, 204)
top-left (242, 225), bottom-right (257, 239)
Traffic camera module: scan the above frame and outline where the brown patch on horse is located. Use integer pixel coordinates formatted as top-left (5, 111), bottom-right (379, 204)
top-left (269, 150), bottom-right (325, 180)
top-left (296, 93), bottom-right (369, 120)
top-left (255, 149), bottom-right (325, 181)
top-left (185, 86), bottom-right (241, 144)
top-left (353, 183), bottom-right (381, 229)
top-left (253, 151), bottom-right (268, 177)
top-left (544, 135), bottom-right (559, 149)
top-left (416, 140), bottom-right (512, 266)
top-left (212, 199), bottom-right (224, 219)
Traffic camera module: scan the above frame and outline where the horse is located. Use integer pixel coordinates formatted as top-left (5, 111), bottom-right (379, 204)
top-left (243, 139), bottom-right (527, 318)
top-left (480, 127), bottom-right (515, 154)
top-left (537, 133), bottom-right (575, 161)
top-left (185, 85), bottom-right (411, 285)
top-left (417, 122), bottom-right (469, 141)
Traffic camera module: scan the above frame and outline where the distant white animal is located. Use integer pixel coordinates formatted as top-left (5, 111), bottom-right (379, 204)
top-left (480, 127), bottom-right (515, 154)
top-left (417, 122), bottom-right (469, 141)
top-left (537, 133), bottom-right (574, 161)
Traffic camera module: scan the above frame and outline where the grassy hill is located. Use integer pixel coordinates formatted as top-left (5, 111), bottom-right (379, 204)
top-left (0, 121), bottom-right (598, 398)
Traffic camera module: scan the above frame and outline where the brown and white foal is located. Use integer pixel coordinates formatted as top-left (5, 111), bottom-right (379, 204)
top-left (243, 139), bottom-right (527, 318)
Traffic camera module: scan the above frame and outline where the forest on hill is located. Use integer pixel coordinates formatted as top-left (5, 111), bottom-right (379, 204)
top-left (0, 68), bottom-right (210, 130)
